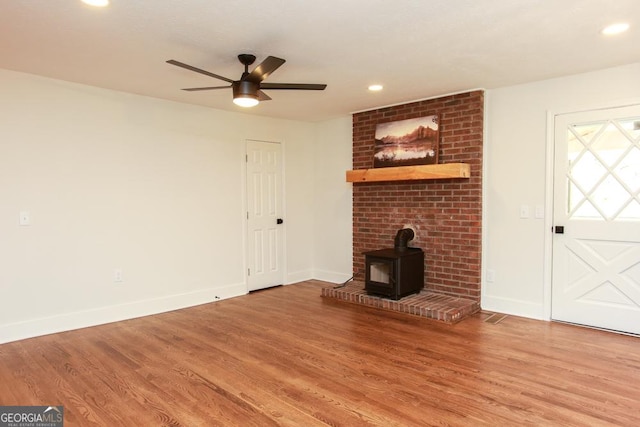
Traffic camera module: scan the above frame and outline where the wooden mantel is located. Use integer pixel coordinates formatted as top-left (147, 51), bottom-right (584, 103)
top-left (346, 163), bottom-right (470, 183)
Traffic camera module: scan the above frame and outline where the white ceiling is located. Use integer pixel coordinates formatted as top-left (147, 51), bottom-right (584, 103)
top-left (1, 0), bottom-right (638, 122)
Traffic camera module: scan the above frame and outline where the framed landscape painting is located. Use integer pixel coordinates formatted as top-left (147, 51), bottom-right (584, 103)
top-left (374, 115), bottom-right (439, 168)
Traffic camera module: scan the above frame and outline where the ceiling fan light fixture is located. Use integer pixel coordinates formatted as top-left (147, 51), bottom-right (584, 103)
top-left (601, 22), bottom-right (630, 36)
top-left (232, 81), bottom-right (260, 108)
top-left (233, 95), bottom-right (259, 108)
top-left (81, 0), bottom-right (109, 7)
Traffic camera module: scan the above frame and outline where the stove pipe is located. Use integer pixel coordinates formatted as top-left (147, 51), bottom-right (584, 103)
top-left (394, 228), bottom-right (415, 251)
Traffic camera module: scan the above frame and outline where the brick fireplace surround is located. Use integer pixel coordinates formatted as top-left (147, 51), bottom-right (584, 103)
top-left (323, 90), bottom-right (483, 322)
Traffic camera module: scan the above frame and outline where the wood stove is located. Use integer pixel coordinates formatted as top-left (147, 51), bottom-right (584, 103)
top-left (364, 228), bottom-right (424, 300)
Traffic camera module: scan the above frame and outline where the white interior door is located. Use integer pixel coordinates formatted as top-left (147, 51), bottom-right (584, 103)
top-left (246, 140), bottom-right (284, 291)
top-left (552, 105), bottom-right (640, 334)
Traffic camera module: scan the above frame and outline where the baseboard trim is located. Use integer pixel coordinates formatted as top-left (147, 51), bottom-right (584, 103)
top-left (481, 295), bottom-right (546, 320)
top-left (286, 270), bottom-right (313, 284)
top-left (0, 282), bottom-right (247, 344)
top-left (312, 269), bottom-right (352, 284)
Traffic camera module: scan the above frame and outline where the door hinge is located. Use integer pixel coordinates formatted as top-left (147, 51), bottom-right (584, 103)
top-left (246, 154), bottom-right (248, 162)
top-left (247, 211), bottom-right (249, 220)
top-left (247, 268), bottom-right (250, 276)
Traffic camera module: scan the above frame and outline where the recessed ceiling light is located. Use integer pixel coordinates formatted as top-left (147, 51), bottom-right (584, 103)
top-left (82, 0), bottom-right (109, 7)
top-left (601, 22), bottom-right (630, 36)
top-left (368, 84), bottom-right (383, 91)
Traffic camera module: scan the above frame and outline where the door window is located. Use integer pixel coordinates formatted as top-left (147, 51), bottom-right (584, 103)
top-left (567, 118), bottom-right (640, 220)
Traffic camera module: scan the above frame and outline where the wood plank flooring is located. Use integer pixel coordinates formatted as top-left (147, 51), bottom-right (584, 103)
top-left (1, 280), bottom-right (640, 426)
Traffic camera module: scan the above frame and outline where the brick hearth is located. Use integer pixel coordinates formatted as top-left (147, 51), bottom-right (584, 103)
top-left (321, 281), bottom-right (480, 324)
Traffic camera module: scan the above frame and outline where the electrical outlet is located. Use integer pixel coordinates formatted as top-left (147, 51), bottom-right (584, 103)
top-left (114, 269), bottom-right (123, 283)
top-left (19, 211), bottom-right (30, 226)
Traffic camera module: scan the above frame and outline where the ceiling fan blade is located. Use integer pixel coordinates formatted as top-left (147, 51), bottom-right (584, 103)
top-left (257, 90), bottom-right (272, 101)
top-left (181, 85), bottom-right (231, 92)
top-left (260, 83), bottom-right (327, 90)
top-left (167, 60), bottom-right (234, 83)
top-left (246, 56), bottom-right (286, 83)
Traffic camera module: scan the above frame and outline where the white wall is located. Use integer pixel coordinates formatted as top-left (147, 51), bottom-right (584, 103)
top-left (312, 117), bottom-right (353, 283)
top-left (483, 62), bottom-right (640, 319)
top-left (0, 69), bottom-right (318, 343)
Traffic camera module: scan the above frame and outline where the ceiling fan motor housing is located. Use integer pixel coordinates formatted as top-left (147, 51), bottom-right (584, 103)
top-left (233, 80), bottom-right (259, 99)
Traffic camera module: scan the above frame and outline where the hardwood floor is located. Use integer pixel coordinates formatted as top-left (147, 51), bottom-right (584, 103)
top-left (1, 280), bottom-right (639, 426)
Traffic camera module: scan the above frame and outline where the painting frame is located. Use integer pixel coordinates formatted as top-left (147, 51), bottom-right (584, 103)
top-left (373, 115), bottom-right (439, 168)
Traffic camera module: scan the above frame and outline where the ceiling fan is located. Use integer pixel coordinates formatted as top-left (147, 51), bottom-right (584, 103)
top-left (167, 54), bottom-right (327, 107)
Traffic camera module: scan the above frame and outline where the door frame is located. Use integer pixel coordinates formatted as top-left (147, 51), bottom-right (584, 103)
top-left (242, 138), bottom-right (287, 292)
top-left (543, 100), bottom-right (640, 320)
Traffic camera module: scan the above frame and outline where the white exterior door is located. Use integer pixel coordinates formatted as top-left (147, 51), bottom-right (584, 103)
top-left (552, 105), bottom-right (640, 334)
top-left (246, 140), bottom-right (284, 291)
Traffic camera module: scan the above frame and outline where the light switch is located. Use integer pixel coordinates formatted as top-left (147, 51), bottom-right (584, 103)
top-left (535, 205), bottom-right (545, 219)
top-left (487, 269), bottom-right (496, 283)
top-left (520, 205), bottom-right (530, 219)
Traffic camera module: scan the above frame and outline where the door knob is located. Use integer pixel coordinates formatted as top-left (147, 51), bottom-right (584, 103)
top-left (277, 218), bottom-right (284, 224)
top-left (554, 226), bottom-right (564, 234)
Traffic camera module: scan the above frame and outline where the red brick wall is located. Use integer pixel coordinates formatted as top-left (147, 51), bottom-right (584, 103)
top-left (352, 90), bottom-right (483, 301)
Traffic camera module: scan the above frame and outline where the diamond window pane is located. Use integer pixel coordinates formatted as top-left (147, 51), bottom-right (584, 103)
top-left (591, 122), bottom-right (631, 167)
top-left (591, 174), bottom-right (631, 219)
top-left (598, 149), bottom-right (626, 169)
top-left (570, 151), bottom-right (606, 192)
